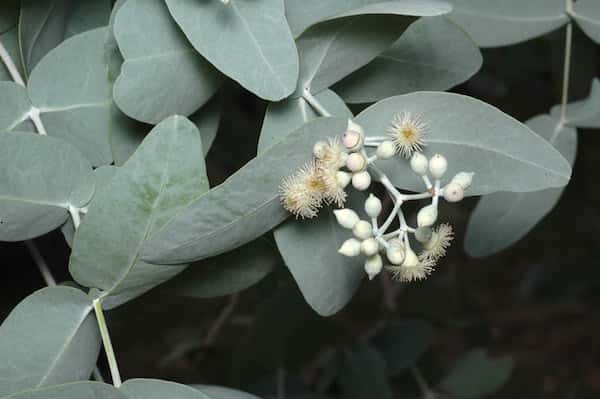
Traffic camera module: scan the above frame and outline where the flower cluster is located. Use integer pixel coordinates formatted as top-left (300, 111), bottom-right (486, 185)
top-left (279, 114), bottom-right (474, 282)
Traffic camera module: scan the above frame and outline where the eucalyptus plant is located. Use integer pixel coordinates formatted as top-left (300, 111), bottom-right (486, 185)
top-left (0, 0), bottom-right (597, 398)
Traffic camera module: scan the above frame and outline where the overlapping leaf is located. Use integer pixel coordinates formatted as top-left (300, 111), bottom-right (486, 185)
top-left (165, 0), bottom-right (298, 101)
top-left (142, 117), bottom-right (348, 265)
top-left (355, 92), bottom-right (572, 195)
top-left (0, 82), bottom-right (32, 131)
top-left (334, 16), bottom-right (482, 103)
top-left (556, 78), bottom-right (600, 128)
top-left (294, 1), bottom-right (452, 98)
top-left (0, 0), bottom-right (19, 34)
top-left (465, 114), bottom-right (577, 257)
top-left (113, 0), bottom-right (222, 124)
top-left (3, 382), bottom-right (127, 399)
top-left (571, 0), bottom-right (600, 44)
top-left (0, 132), bottom-right (94, 241)
top-left (70, 116), bottom-right (208, 308)
top-left (0, 287), bottom-right (101, 397)
top-left (447, 0), bottom-right (569, 48)
top-left (0, 27), bottom-right (25, 81)
top-left (121, 379), bottom-right (258, 399)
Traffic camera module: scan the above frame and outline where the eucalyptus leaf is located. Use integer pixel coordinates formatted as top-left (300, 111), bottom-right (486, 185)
top-left (18, 0), bottom-right (111, 75)
top-left (355, 92), bottom-right (572, 195)
top-left (189, 95), bottom-right (222, 156)
top-left (28, 27), bottom-right (127, 166)
top-left (165, 0), bottom-right (299, 101)
top-left (113, 0), bottom-right (222, 124)
top-left (3, 382), bottom-right (128, 399)
top-left (439, 349), bottom-right (514, 399)
top-left (274, 194), bottom-right (366, 317)
top-left (0, 82), bottom-right (32, 131)
top-left (338, 344), bottom-right (392, 399)
top-left (334, 16), bottom-right (482, 103)
top-left (70, 116), bottom-right (208, 308)
top-left (191, 385), bottom-right (262, 399)
top-left (0, 132), bottom-right (94, 241)
top-left (447, 0), bottom-right (569, 48)
top-left (554, 78), bottom-right (600, 128)
top-left (371, 319), bottom-right (434, 375)
top-left (168, 239), bottom-right (278, 299)
top-left (0, 287), bottom-right (101, 397)
top-left (571, 0), bottom-right (600, 44)
top-left (294, 1), bottom-right (452, 98)
top-left (258, 89), bottom-right (351, 153)
top-left (141, 117), bottom-right (349, 265)
top-left (465, 114), bottom-right (577, 257)
top-left (120, 379), bottom-right (210, 399)
top-left (0, 27), bottom-right (25, 81)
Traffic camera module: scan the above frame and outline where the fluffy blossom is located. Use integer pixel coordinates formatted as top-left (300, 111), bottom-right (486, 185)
top-left (387, 112), bottom-right (427, 158)
top-left (420, 223), bottom-right (454, 262)
top-left (279, 161), bottom-right (324, 219)
top-left (387, 258), bottom-right (435, 282)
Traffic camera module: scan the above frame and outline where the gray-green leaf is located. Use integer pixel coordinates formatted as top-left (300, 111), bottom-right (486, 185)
top-left (447, 0), bottom-right (569, 48)
top-left (258, 89), bottom-right (351, 153)
top-left (3, 382), bottom-right (127, 399)
top-left (0, 0), bottom-right (19, 34)
top-left (120, 379), bottom-right (210, 399)
top-left (465, 114), bottom-right (577, 257)
top-left (0, 132), bottom-right (94, 241)
top-left (167, 239), bottom-right (278, 299)
top-left (28, 27), bottom-right (123, 166)
top-left (0, 287), bottom-right (101, 397)
top-left (556, 78), bottom-right (600, 128)
top-left (113, 0), bottom-right (222, 124)
top-left (294, 1), bottom-right (452, 98)
top-left (355, 92), bottom-right (572, 195)
top-left (334, 16), bottom-right (482, 103)
top-left (165, 0), bottom-right (298, 101)
top-left (0, 82), bottom-right (32, 131)
top-left (141, 117), bottom-right (348, 265)
top-left (69, 116), bottom-right (208, 308)
top-left (0, 27), bottom-right (25, 81)
top-left (191, 385), bottom-right (262, 399)
top-left (440, 349), bottom-right (514, 399)
top-left (571, 0), bottom-right (600, 44)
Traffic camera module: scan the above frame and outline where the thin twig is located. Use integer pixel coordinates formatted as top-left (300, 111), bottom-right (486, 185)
top-left (24, 240), bottom-right (56, 286)
top-left (93, 298), bottom-right (122, 387)
top-left (203, 293), bottom-right (240, 346)
top-left (410, 366), bottom-right (437, 399)
top-left (559, 0), bottom-right (573, 125)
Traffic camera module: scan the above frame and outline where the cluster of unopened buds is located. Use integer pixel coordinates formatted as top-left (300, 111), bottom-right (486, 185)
top-left (279, 112), bottom-right (474, 282)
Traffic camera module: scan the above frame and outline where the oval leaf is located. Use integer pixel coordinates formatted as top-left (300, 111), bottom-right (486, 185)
top-left (355, 92), bottom-right (572, 195)
top-left (447, 0), bottom-right (569, 48)
top-left (191, 385), bottom-right (261, 399)
top-left (4, 382), bottom-right (127, 399)
top-left (0, 287), bottom-right (101, 397)
top-left (113, 0), bottom-right (222, 124)
top-left (69, 116), bottom-right (208, 308)
top-left (28, 28), bottom-right (124, 166)
top-left (294, 1), bottom-right (451, 98)
top-left (556, 78), bottom-right (600, 128)
top-left (571, 0), bottom-right (600, 44)
top-left (0, 132), bottom-right (94, 241)
top-left (465, 114), bottom-right (577, 257)
top-left (0, 82), bottom-right (32, 131)
top-left (120, 379), bottom-right (209, 399)
top-left (0, 27), bottom-right (26, 82)
top-left (334, 16), bottom-right (482, 103)
top-left (141, 117), bottom-right (349, 265)
top-left (165, 0), bottom-right (299, 101)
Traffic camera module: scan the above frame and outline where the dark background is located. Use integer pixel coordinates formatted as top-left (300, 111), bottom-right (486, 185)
top-left (2, 25), bottom-right (600, 399)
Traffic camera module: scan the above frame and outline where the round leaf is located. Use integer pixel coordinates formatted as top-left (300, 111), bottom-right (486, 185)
top-left (571, 0), bottom-right (600, 44)
top-left (5, 382), bottom-right (127, 399)
top-left (0, 82), bottom-right (32, 131)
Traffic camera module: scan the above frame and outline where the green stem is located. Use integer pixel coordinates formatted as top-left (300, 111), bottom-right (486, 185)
top-left (560, 0), bottom-right (574, 125)
top-left (93, 298), bottom-right (122, 387)
top-left (302, 88), bottom-right (332, 117)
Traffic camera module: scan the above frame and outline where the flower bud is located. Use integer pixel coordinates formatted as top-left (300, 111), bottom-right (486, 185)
top-left (313, 141), bottom-right (327, 159)
top-left (386, 242), bottom-right (406, 265)
top-left (415, 226), bottom-right (433, 243)
top-left (338, 238), bottom-right (361, 257)
top-left (451, 172), bottom-right (474, 190)
top-left (346, 153), bottom-right (367, 172)
top-left (336, 171), bottom-right (352, 188)
top-left (417, 204), bottom-right (438, 227)
top-left (334, 209), bottom-right (359, 229)
top-left (410, 152), bottom-right (428, 175)
top-left (443, 182), bottom-right (464, 202)
top-left (353, 220), bottom-right (372, 240)
top-left (364, 254), bottom-right (383, 280)
top-left (343, 120), bottom-right (364, 151)
top-left (376, 141), bottom-right (396, 159)
top-left (428, 154), bottom-right (447, 179)
top-left (352, 171), bottom-right (371, 191)
top-left (361, 238), bottom-right (379, 256)
top-left (402, 248), bottom-right (420, 267)
top-left (364, 194), bottom-right (382, 218)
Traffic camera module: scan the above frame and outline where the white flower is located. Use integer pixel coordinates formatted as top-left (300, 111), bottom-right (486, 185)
top-left (443, 182), bottom-right (464, 203)
top-left (429, 154), bottom-right (448, 179)
top-left (346, 152), bottom-right (367, 172)
top-left (338, 238), bottom-right (362, 257)
top-left (317, 164), bottom-right (347, 207)
top-left (387, 248), bottom-right (434, 282)
top-left (316, 137), bottom-right (346, 170)
top-left (420, 223), bottom-right (454, 262)
top-left (417, 204), bottom-right (438, 227)
top-left (351, 171), bottom-right (371, 191)
top-left (387, 112), bottom-right (427, 158)
top-left (410, 152), bottom-right (428, 175)
top-left (376, 141), bottom-right (396, 159)
top-left (334, 208), bottom-right (360, 229)
top-left (364, 194), bottom-right (382, 218)
top-left (364, 254), bottom-right (383, 280)
top-left (279, 161), bottom-right (324, 219)
top-left (451, 172), bottom-right (474, 190)
top-left (342, 121), bottom-right (365, 151)
top-left (352, 220), bottom-right (372, 240)
top-left (361, 238), bottom-right (379, 256)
